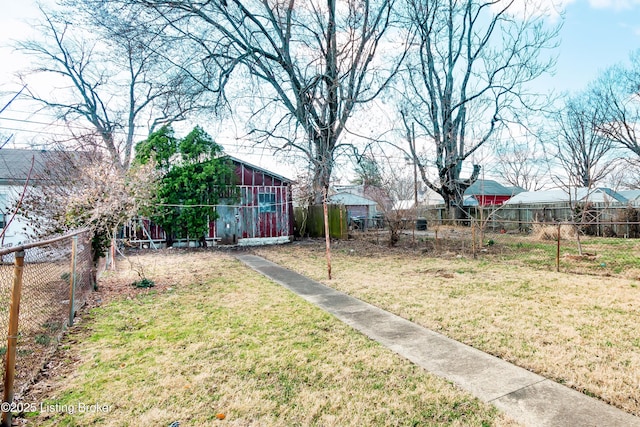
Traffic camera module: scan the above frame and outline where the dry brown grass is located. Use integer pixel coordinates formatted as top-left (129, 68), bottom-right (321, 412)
top-left (531, 223), bottom-right (576, 240)
top-left (252, 239), bottom-right (640, 417)
top-left (19, 249), bottom-right (518, 426)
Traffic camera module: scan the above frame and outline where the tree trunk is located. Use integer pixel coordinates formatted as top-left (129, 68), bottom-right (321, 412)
top-left (311, 149), bottom-right (333, 205)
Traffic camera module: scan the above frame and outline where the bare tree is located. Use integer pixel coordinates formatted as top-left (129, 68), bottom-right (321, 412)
top-left (593, 49), bottom-right (640, 158)
top-left (604, 158), bottom-right (640, 190)
top-left (0, 87), bottom-right (27, 149)
top-left (401, 0), bottom-right (559, 220)
top-left (16, 5), bottom-right (208, 170)
top-left (103, 0), bottom-right (408, 203)
top-left (552, 95), bottom-right (615, 187)
top-left (369, 165), bottom-right (415, 247)
top-left (493, 135), bottom-right (547, 191)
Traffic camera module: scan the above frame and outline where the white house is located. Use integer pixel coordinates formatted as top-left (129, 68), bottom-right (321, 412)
top-left (505, 187), bottom-right (628, 206)
top-left (0, 149), bottom-right (54, 247)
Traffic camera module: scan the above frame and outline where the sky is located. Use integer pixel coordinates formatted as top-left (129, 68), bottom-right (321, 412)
top-left (0, 0), bottom-right (639, 181)
top-left (538, 0), bottom-right (640, 94)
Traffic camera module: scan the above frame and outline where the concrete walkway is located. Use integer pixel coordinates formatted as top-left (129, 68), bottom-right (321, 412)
top-left (235, 254), bottom-right (640, 427)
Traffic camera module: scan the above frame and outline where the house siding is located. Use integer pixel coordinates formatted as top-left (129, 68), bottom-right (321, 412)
top-left (125, 158), bottom-right (294, 246)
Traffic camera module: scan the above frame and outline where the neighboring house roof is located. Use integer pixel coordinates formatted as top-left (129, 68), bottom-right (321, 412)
top-left (333, 184), bottom-right (364, 195)
top-left (505, 186), bottom-right (526, 195)
top-left (332, 184), bottom-right (390, 201)
top-left (0, 149), bottom-right (88, 186)
top-left (423, 180), bottom-right (516, 206)
top-left (465, 179), bottom-right (515, 196)
top-left (329, 192), bottom-right (377, 206)
top-left (619, 189), bottom-right (640, 202)
top-left (505, 187), bottom-right (628, 205)
top-left (0, 149), bottom-right (51, 184)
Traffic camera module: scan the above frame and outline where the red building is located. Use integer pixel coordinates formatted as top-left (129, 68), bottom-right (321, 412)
top-left (465, 179), bottom-right (522, 207)
top-left (217, 156), bottom-right (294, 245)
top-left (124, 157), bottom-right (294, 247)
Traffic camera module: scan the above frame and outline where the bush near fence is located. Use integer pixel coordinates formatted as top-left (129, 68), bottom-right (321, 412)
top-left (0, 230), bottom-right (93, 425)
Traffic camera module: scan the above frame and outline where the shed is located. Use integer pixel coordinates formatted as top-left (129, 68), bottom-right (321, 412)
top-left (126, 156), bottom-right (295, 247)
top-left (465, 179), bottom-right (520, 206)
top-left (224, 156), bottom-right (294, 245)
top-left (329, 192), bottom-right (377, 219)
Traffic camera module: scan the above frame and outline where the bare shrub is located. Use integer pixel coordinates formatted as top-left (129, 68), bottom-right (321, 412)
top-left (531, 223), bottom-right (576, 240)
top-left (615, 206), bottom-right (640, 238)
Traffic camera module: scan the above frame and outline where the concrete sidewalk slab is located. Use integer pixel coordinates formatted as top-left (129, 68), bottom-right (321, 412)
top-left (235, 254), bottom-right (640, 427)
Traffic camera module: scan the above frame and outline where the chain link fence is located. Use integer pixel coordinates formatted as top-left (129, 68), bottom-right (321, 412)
top-left (0, 230), bottom-right (93, 422)
top-left (352, 218), bottom-right (640, 278)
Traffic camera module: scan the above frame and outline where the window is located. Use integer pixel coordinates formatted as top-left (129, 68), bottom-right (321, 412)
top-left (258, 193), bottom-right (276, 213)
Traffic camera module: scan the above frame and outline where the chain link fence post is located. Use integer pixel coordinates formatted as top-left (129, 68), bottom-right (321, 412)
top-left (68, 235), bottom-right (78, 327)
top-left (556, 223), bottom-right (561, 272)
top-left (1, 250), bottom-right (25, 427)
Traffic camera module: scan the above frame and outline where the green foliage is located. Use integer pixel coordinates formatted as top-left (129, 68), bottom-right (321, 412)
top-left (179, 126), bottom-right (220, 162)
top-left (35, 334), bottom-right (51, 346)
top-left (92, 232), bottom-right (111, 262)
top-left (134, 125), bottom-right (177, 170)
top-left (135, 126), bottom-right (237, 243)
top-left (132, 278), bottom-right (155, 288)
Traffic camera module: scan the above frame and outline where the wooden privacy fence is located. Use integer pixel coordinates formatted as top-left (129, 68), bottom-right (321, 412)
top-left (294, 205), bottom-right (348, 239)
top-left (0, 230), bottom-right (93, 427)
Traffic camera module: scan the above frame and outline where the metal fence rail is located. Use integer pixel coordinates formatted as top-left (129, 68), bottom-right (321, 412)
top-left (0, 230), bottom-right (93, 426)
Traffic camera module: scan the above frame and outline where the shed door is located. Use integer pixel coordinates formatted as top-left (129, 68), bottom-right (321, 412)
top-left (216, 206), bottom-right (239, 244)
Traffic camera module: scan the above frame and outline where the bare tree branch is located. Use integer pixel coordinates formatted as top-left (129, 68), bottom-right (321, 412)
top-left (401, 0), bottom-right (559, 220)
top-left (115, 0), bottom-right (409, 203)
top-left (552, 94), bottom-right (616, 187)
top-left (15, 5), bottom-right (210, 170)
top-left (592, 49), bottom-right (640, 158)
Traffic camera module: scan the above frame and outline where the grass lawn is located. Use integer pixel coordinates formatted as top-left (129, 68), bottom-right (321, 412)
top-left (20, 251), bottom-right (516, 426)
top-left (252, 238), bottom-right (640, 417)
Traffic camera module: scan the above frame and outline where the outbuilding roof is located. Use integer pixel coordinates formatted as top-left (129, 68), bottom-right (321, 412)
top-left (619, 189), bottom-right (640, 202)
top-left (227, 155), bottom-right (293, 184)
top-left (329, 192), bottom-right (377, 206)
top-left (505, 187), bottom-right (628, 205)
top-left (465, 179), bottom-right (517, 196)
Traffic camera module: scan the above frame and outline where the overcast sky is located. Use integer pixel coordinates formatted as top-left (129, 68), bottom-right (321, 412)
top-left (2, 1), bottom-right (639, 93)
top-left (0, 0), bottom-right (639, 180)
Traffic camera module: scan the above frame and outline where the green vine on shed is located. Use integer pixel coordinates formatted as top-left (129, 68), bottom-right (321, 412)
top-left (134, 126), bottom-right (237, 246)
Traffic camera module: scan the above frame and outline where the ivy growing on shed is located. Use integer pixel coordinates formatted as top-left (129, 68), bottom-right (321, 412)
top-left (135, 125), bottom-right (237, 246)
